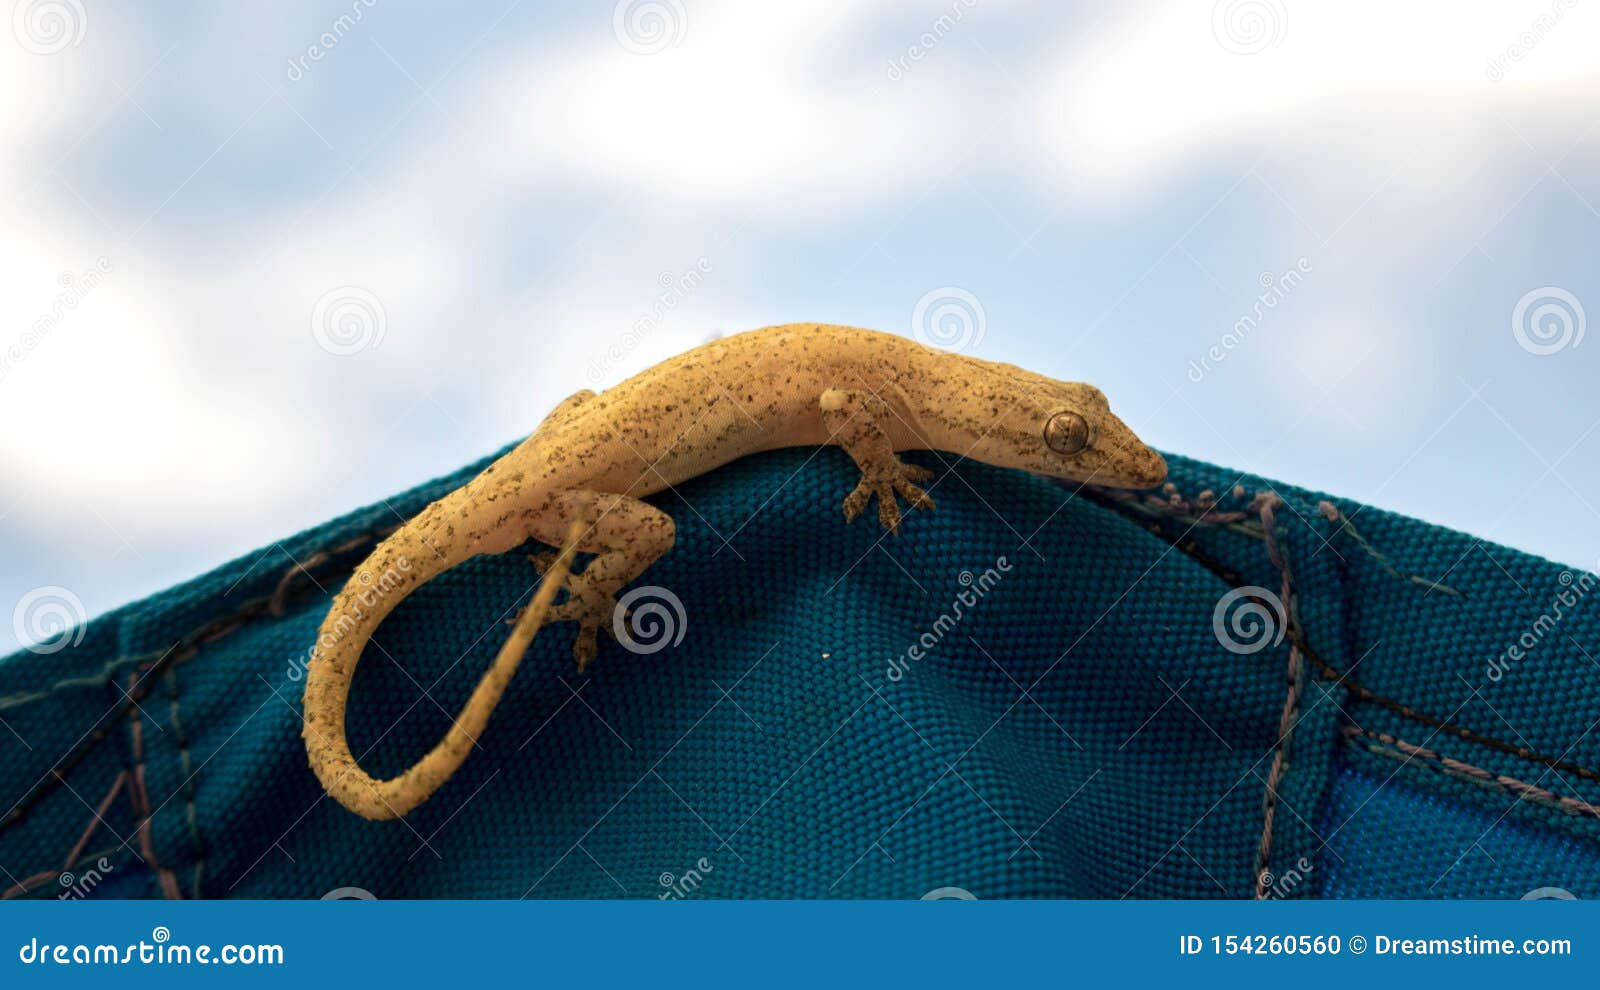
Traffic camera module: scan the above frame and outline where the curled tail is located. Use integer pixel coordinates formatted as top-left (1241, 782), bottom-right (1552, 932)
top-left (302, 496), bottom-right (585, 821)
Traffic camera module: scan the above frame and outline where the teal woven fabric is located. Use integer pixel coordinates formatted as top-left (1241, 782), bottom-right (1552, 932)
top-left (1, 444), bottom-right (1596, 899)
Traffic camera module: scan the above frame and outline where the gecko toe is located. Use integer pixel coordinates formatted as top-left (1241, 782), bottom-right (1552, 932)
top-left (842, 473), bottom-right (934, 532)
top-left (573, 626), bottom-right (598, 672)
top-left (875, 493), bottom-right (903, 532)
top-left (526, 551), bottom-right (559, 577)
top-left (841, 480), bottom-right (873, 523)
top-left (894, 479), bottom-right (935, 511)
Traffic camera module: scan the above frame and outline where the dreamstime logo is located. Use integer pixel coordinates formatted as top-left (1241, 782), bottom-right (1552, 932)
top-left (320, 886), bottom-right (377, 900)
top-left (588, 257), bottom-right (713, 383)
top-left (886, 558), bottom-right (1011, 683)
top-left (1511, 286), bottom-right (1585, 356)
top-left (612, 585), bottom-right (686, 654)
top-left (1485, 0), bottom-right (1577, 83)
top-left (885, 0), bottom-right (978, 81)
top-left (58, 857), bottom-right (114, 900)
top-left (299, 557), bottom-right (413, 678)
top-left (1, 257), bottom-right (114, 384)
top-left (658, 857), bottom-right (714, 900)
top-left (612, 0), bottom-right (686, 55)
top-left (921, 886), bottom-right (977, 900)
top-left (311, 286), bottom-right (386, 356)
top-left (1187, 257), bottom-right (1311, 382)
top-left (1211, 585), bottom-right (1286, 655)
top-left (11, 0), bottom-right (86, 54)
top-left (1522, 886), bottom-right (1577, 900)
top-left (14, 585), bottom-right (87, 655)
top-left (1259, 856), bottom-right (1313, 899)
top-left (1211, 0), bottom-right (1285, 55)
top-left (911, 286), bottom-right (985, 353)
top-left (285, 0), bottom-right (378, 82)
top-left (1486, 569), bottom-right (1597, 682)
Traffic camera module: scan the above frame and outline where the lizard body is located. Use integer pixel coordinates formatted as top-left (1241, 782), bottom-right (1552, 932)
top-left (303, 323), bottom-right (1166, 819)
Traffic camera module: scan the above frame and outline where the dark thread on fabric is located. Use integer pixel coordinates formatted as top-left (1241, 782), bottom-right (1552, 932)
top-left (1083, 479), bottom-right (1600, 796)
top-left (1254, 496), bottom-right (1307, 900)
top-left (1294, 633), bottom-right (1600, 789)
top-left (62, 769), bottom-right (126, 871)
top-left (1315, 501), bottom-right (1462, 597)
top-left (1, 845), bottom-right (125, 900)
top-left (0, 525), bottom-right (398, 837)
top-left (1343, 726), bottom-right (1600, 822)
top-left (165, 668), bottom-right (206, 898)
top-left (126, 673), bottom-right (182, 900)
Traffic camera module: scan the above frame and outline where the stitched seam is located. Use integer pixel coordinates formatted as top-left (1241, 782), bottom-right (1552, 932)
top-left (1, 845), bottom-right (130, 900)
top-left (1254, 496), bottom-right (1305, 899)
top-left (164, 667), bottom-right (206, 899)
top-left (126, 672), bottom-right (182, 900)
top-left (1297, 638), bottom-right (1600, 789)
top-left (0, 659), bottom-right (149, 710)
top-left (1343, 726), bottom-right (1600, 822)
top-left (0, 525), bottom-right (397, 837)
top-left (0, 528), bottom-right (395, 715)
top-left (1086, 484), bottom-right (1600, 792)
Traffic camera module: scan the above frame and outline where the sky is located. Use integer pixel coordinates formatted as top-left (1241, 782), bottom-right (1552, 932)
top-left (2, 0), bottom-right (1598, 654)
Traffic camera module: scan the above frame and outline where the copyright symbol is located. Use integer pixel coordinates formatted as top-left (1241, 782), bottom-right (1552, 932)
top-left (1350, 934), bottom-right (1367, 954)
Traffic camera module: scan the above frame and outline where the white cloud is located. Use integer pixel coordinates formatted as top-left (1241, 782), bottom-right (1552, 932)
top-left (1030, 0), bottom-right (1600, 198)
top-left (471, 1), bottom-right (981, 219)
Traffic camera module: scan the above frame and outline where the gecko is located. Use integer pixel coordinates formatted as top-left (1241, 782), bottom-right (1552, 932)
top-left (302, 322), bottom-right (1167, 820)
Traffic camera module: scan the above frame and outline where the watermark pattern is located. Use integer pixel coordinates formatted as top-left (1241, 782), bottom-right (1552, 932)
top-left (657, 857), bottom-right (714, 900)
top-left (13, 585), bottom-right (87, 655)
top-left (58, 858), bottom-right (115, 900)
top-left (1187, 257), bottom-right (1311, 382)
top-left (1211, 0), bottom-right (1286, 55)
top-left (1, 257), bottom-right (114, 384)
top-left (885, 559), bottom-right (1011, 682)
top-left (1486, 569), bottom-right (1597, 682)
top-left (1485, 0), bottom-right (1578, 83)
top-left (300, 557), bottom-right (413, 675)
top-left (587, 257), bottom-right (713, 384)
top-left (921, 886), bottom-right (977, 900)
top-left (1511, 286), bottom-right (1585, 355)
top-left (10, 0), bottom-right (86, 55)
top-left (285, 0), bottom-right (378, 82)
top-left (1522, 886), bottom-right (1578, 900)
top-left (320, 886), bottom-right (377, 900)
top-left (1258, 856), bottom-right (1313, 899)
top-left (911, 286), bottom-right (986, 354)
top-left (1211, 585), bottom-right (1286, 655)
top-left (612, 0), bottom-right (686, 55)
top-left (311, 286), bottom-right (387, 356)
top-left (885, 0), bottom-right (978, 81)
top-left (612, 585), bottom-right (687, 654)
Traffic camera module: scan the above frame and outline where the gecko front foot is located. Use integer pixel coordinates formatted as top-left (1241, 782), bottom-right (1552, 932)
top-left (841, 460), bottom-right (935, 531)
top-left (820, 388), bottom-right (937, 532)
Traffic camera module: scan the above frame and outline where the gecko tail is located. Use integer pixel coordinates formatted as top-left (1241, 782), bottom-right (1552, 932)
top-left (301, 503), bottom-right (583, 821)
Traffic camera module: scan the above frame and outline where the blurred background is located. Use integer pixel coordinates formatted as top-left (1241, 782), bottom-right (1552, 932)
top-left (3, 0), bottom-right (1598, 653)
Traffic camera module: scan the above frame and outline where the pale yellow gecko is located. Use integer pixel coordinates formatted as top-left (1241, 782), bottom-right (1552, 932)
top-left (303, 323), bottom-right (1166, 819)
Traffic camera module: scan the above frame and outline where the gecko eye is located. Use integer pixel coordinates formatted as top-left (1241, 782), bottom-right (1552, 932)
top-left (1044, 412), bottom-right (1090, 455)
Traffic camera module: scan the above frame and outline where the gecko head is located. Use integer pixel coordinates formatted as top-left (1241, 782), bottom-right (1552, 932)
top-left (953, 371), bottom-right (1166, 489)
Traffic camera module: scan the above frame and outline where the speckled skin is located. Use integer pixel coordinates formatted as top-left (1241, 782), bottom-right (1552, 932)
top-left (303, 323), bottom-right (1166, 820)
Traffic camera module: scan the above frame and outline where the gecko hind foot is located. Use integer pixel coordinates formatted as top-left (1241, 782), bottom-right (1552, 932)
top-left (526, 550), bottom-right (561, 578)
top-left (842, 462), bottom-right (936, 531)
top-left (549, 592), bottom-right (612, 672)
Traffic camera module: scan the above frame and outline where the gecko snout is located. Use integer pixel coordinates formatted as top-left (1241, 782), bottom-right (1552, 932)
top-left (1082, 409), bottom-right (1167, 490)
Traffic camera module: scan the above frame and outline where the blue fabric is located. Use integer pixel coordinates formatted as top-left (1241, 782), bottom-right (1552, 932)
top-left (1, 443), bottom-right (1595, 899)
